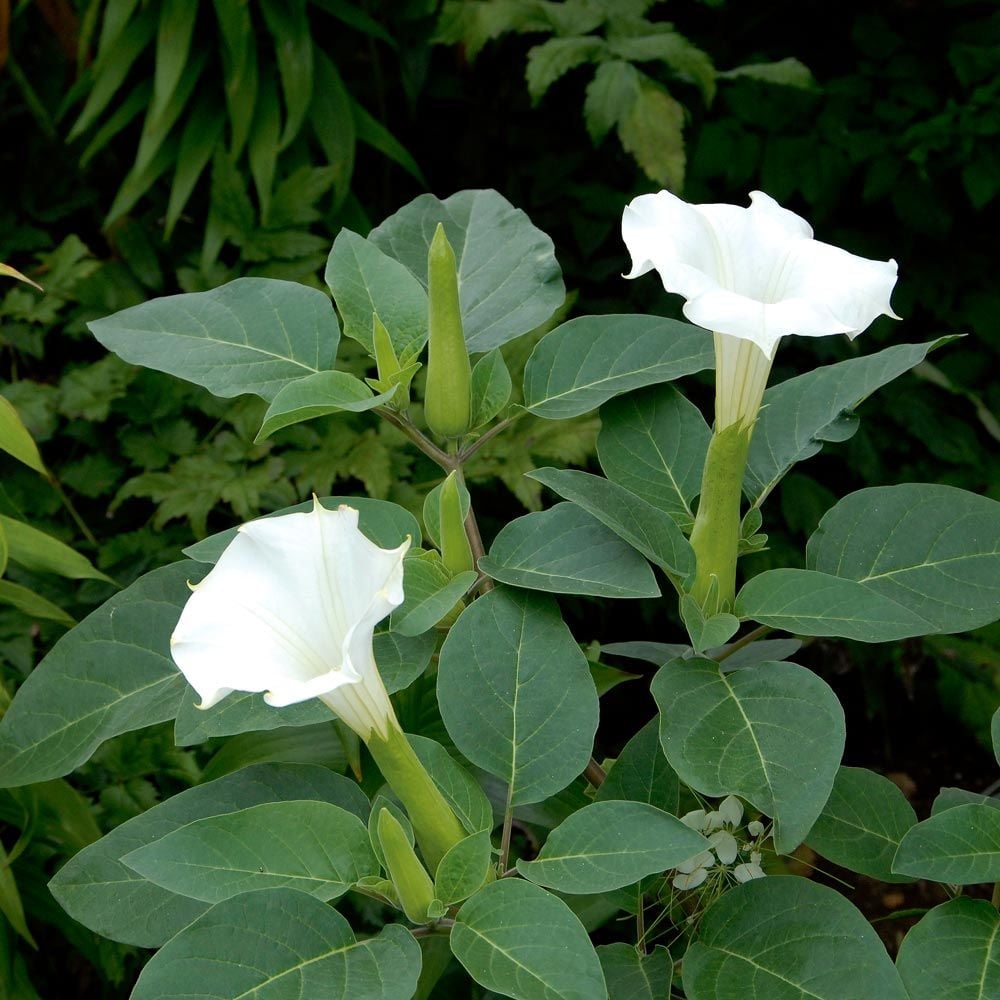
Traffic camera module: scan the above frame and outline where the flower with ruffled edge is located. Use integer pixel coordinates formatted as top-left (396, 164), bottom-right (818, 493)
top-left (170, 499), bottom-right (409, 741)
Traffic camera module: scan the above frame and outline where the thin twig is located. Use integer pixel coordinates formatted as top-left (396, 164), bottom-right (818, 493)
top-left (499, 783), bottom-right (515, 872)
top-left (713, 624), bottom-right (773, 662)
top-left (458, 413), bottom-right (523, 462)
top-left (48, 475), bottom-right (99, 548)
top-left (376, 408), bottom-right (455, 471)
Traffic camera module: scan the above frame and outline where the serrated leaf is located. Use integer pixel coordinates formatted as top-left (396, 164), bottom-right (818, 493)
top-left (89, 278), bottom-right (340, 402)
top-left (719, 57), bottom-right (815, 89)
top-left (735, 568), bottom-right (932, 641)
top-left (369, 189), bottom-right (564, 353)
top-left (525, 36), bottom-right (606, 103)
top-left (608, 30), bottom-right (716, 101)
top-left (653, 657), bottom-right (845, 853)
top-left (438, 587), bottom-right (598, 806)
top-left (451, 879), bottom-right (607, 1000)
top-left (807, 484), bottom-right (1000, 635)
top-left (744, 339), bottom-right (950, 505)
top-left (584, 60), bottom-right (640, 142)
top-left (256, 371), bottom-right (396, 441)
top-left (122, 800), bottom-right (376, 903)
top-left (598, 384), bottom-right (710, 531)
top-left (48, 763), bottom-right (367, 947)
top-left (524, 315), bottom-right (712, 419)
top-left (517, 800), bottom-right (708, 893)
top-left (892, 804), bottom-right (1000, 884)
top-left (805, 767), bottom-right (917, 883)
top-left (683, 877), bottom-right (907, 999)
top-left (896, 898), bottom-right (1000, 1000)
top-left (479, 502), bottom-right (660, 598)
top-left (0, 562), bottom-right (201, 788)
top-left (528, 467), bottom-right (694, 579)
top-left (130, 888), bottom-right (421, 1000)
top-left (324, 229), bottom-right (428, 358)
top-left (618, 81), bottom-right (685, 190)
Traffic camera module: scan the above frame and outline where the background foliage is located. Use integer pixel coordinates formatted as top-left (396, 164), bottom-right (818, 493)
top-left (1, 0), bottom-right (997, 995)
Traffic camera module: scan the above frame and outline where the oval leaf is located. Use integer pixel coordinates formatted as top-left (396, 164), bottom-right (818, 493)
top-left (389, 559), bottom-right (477, 636)
top-left (892, 803), bottom-right (1000, 884)
top-left (121, 800), bottom-right (376, 903)
top-left (807, 484), bottom-right (1000, 635)
top-left (596, 717), bottom-right (680, 814)
top-left (517, 800), bottom-right (709, 893)
top-left (479, 502), bottom-right (660, 598)
top-left (48, 762), bottom-right (368, 947)
top-left (452, 879), bottom-right (607, 1000)
top-left (88, 277), bottom-right (340, 401)
top-left (524, 315), bottom-right (713, 419)
top-left (434, 829), bottom-right (492, 904)
top-left (598, 943), bottom-right (673, 1000)
top-left (369, 189), bottom-right (565, 353)
top-left (130, 888), bottom-right (421, 1000)
top-left (438, 587), bottom-right (599, 806)
top-left (653, 657), bottom-right (845, 854)
top-left (683, 877), bottom-right (907, 999)
top-left (806, 766), bottom-right (917, 883)
top-left (896, 898), bottom-right (1000, 1000)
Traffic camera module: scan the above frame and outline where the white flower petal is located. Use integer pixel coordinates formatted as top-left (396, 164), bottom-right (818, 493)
top-left (733, 861), bottom-right (766, 883)
top-left (704, 810), bottom-right (724, 832)
top-left (673, 867), bottom-right (709, 890)
top-left (747, 820), bottom-right (765, 838)
top-left (680, 809), bottom-right (709, 832)
top-left (709, 830), bottom-right (739, 866)
top-left (718, 795), bottom-right (744, 828)
top-left (675, 850), bottom-right (715, 875)
top-left (171, 501), bottom-right (409, 735)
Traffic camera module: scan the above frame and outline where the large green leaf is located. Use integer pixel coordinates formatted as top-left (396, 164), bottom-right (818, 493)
top-left (324, 229), bottom-right (429, 358)
top-left (807, 484), bottom-right (1000, 635)
top-left (256, 371), bottom-right (396, 440)
top-left (0, 562), bottom-right (200, 788)
top-left (173, 630), bottom-right (434, 744)
top-left (88, 278), bottom-right (340, 401)
top-left (48, 763), bottom-right (368, 947)
top-left (183, 495), bottom-right (421, 562)
top-left (0, 515), bottom-right (112, 582)
top-left (896, 898), bottom-right (1000, 1000)
top-left (683, 877), bottom-right (907, 999)
top-left (527, 468), bottom-right (694, 579)
top-left (596, 717), bottom-right (680, 814)
top-left (517, 800), bottom-right (709, 893)
top-left (653, 658), bottom-right (844, 853)
top-left (598, 944), bottom-right (673, 1000)
top-left (523, 316), bottom-right (713, 419)
top-left (479, 503), bottom-right (660, 598)
top-left (433, 829), bottom-right (492, 905)
top-left (744, 339), bottom-right (948, 504)
top-left (130, 888), bottom-right (421, 1000)
top-left (437, 588), bottom-right (599, 806)
top-left (892, 803), bottom-right (1000, 884)
top-left (368, 189), bottom-right (565, 352)
top-left (121, 800), bottom-right (376, 903)
top-left (735, 568), bottom-right (931, 641)
top-left (805, 766), bottom-right (917, 883)
top-left (597, 384), bottom-right (710, 530)
top-left (451, 879), bottom-right (607, 1000)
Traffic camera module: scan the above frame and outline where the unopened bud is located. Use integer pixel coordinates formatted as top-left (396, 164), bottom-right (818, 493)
top-left (377, 807), bottom-right (437, 924)
top-left (439, 471), bottom-right (474, 575)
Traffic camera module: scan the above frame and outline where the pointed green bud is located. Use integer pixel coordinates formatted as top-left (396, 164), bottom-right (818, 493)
top-left (439, 471), bottom-right (475, 575)
top-left (424, 224), bottom-right (471, 439)
top-left (373, 314), bottom-right (401, 382)
top-left (377, 807), bottom-right (437, 924)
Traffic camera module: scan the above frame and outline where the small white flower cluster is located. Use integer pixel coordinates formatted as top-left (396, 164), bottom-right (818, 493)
top-left (672, 796), bottom-right (766, 890)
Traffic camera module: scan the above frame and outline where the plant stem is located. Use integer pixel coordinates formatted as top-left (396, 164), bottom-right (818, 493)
top-left (688, 425), bottom-right (751, 614)
top-left (410, 918), bottom-right (456, 938)
top-left (583, 757), bottom-right (606, 788)
top-left (48, 474), bottom-right (99, 548)
top-left (992, 883), bottom-right (1000, 908)
top-left (715, 624), bottom-right (773, 662)
top-left (498, 783), bottom-right (515, 872)
top-left (376, 408), bottom-right (455, 472)
top-left (459, 413), bottom-right (523, 462)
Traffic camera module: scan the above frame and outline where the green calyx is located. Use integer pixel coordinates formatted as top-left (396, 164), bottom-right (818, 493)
top-left (424, 223), bottom-right (472, 439)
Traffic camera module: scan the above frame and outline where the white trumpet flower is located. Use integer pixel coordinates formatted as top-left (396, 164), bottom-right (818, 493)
top-left (170, 500), bottom-right (409, 741)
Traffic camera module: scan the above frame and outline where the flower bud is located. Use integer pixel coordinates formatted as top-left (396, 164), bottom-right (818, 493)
top-left (439, 471), bottom-right (474, 575)
top-left (424, 224), bottom-right (471, 439)
top-left (377, 807), bottom-right (437, 924)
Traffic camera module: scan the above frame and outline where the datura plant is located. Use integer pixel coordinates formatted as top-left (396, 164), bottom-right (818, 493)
top-left (0, 189), bottom-right (998, 1000)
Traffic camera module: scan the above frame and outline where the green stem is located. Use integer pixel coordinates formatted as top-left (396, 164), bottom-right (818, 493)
top-left (688, 425), bottom-right (751, 614)
top-left (366, 721), bottom-right (467, 874)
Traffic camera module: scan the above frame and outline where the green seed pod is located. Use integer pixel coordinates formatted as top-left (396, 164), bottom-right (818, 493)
top-left (424, 224), bottom-right (471, 439)
top-left (439, 471), bottom-right (474, 575)
top-left (377, 807), bottom-right (436, 924)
